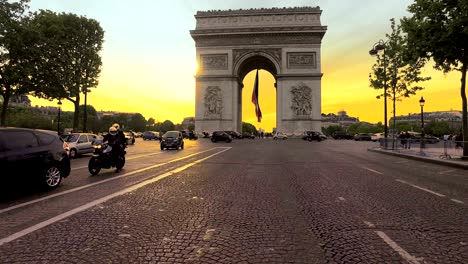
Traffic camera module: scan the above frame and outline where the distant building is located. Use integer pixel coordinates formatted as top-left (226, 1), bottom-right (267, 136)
top-left (8, 95), bottom-right (31, 107)
top-left (322, 111), bottom-right (360, 128)
top-left (390, 110), bottom-right (463, 131)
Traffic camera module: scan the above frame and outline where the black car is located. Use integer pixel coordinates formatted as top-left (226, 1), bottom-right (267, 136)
top-left (224, 130), bottom-right (242, 139)
top-left (187, 131), bottom-right (198, 140)
top-left (332, 131), bottom-right (353, 140)
top-left (242, 132), bottom-right (255, 139)
top-left (142, 131), bottom-right (159, 140)
top-left (354, 133), bottom-right (372, 141)
top-left (302, 131), bottom-right (322, 142)
top-left (160, 131), bottom-right (184, 150)
top-left (0, 128), bottom-right (71, 190)
top-left (211, 131), bottom-right (232, 143)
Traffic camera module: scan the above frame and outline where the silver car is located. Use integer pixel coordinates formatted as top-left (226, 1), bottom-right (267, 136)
top-left (64, 133), bottom-right (99, 158)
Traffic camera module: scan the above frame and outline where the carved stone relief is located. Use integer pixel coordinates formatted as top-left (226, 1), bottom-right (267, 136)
top-left (201, 54), bottom-right (228, 70)
top-left (290, 83), bottom-right (312, 117)
top-left (287, 52), bottom-right (316, 68)
top-left (204, 86), bottom-right (223, 118)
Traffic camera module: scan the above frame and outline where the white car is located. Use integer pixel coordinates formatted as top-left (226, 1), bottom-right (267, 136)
top-left (273, 132), bottom-right (288, 140)
top-left (371, 133), bottom-right (384, 142)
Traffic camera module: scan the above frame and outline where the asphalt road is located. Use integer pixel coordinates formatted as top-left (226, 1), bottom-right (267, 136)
top-left (0, 138), bottom-right (467, 263)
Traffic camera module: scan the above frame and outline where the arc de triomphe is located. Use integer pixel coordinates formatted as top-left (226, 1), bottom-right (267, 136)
top-left (190, 7), bottom-right (327, 134)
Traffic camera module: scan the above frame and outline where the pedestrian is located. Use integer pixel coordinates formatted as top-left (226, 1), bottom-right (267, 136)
top-left (405, 131), bottom-right (411, 149)
top-left (455, 132), bottom-right (463, 148)
top-left (399, 132), bottom-right (407, 148)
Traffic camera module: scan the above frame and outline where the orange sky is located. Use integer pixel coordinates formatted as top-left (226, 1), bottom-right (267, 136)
top-left (27, 1), bottom-right (462, 132)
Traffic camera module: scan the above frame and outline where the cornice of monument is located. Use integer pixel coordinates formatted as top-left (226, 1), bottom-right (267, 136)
top-left (195, 6), bottom-right (322, 17)
top-left (191, 26), bottom-right (327, 36)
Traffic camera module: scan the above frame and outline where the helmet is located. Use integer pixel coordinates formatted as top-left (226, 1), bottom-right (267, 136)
top-left (112, 123), bottom-right (120, 131)
top-left (109, 126), bottom-right (117, 136)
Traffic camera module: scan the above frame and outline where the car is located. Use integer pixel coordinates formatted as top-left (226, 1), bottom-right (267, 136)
top-left (187, 131), bottom-right (198, 140)
top-left (354, 133), bottom-right (372, 141)
top-left (180, 130), bottom-right (189, 139)
top-left (332, 131), bottom-right (353, 140)
top-left (160, 131), bottom-right (184, 150)
top-left (63, 132), bottom-right (99, 158)
top-left (371, 133), bottom-right (384, 142)
top-left (273, 132), bottom-right (288, 140)
top-left (142, 131), bottom-right (159, 140)
top-left (242, 132), bottom-right (255, 139)
top-left (124, 131), bottom-right (135, 145)
top-left (302, 131), bottom-right (322, 141)
top-left (224, 130), bottom-right (243, 139)
top-left (409, 133), bottom-right (440, 144)
top-left (0, 127), bottom-right (71, 190)
top-left (211, 131), bottom-right (232, 143)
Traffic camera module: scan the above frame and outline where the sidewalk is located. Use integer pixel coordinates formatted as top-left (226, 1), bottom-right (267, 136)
top-left (368, 146), bottom-right (468, 170)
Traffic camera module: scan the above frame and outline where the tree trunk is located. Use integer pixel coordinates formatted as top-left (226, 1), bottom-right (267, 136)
top-left (72, 93), bottom-right (80, 132)
top-left (0, 85), bottom-right (11, 126)
top-left (461, 61), bottom-right (468, 158)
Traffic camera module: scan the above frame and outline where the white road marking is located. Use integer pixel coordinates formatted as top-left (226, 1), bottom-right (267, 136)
top-left (0, 147), bottom-right (231, 246)
top-left (438, 169), bottom-right (456, 175)
top-left (376, 231), bottom-right (422, 264)
top-left (363, 167), bottom-right (383, 175)
top-left (0, 148), bottom-right (222, 214)
top-left (71, 152), bottom-right (163, 170)
top-left (363, 221), bottom-right (375, 228)
top-left (338, 197), bottom-right (345, 201)
top-left (451, 199), bottom-right (464, 204)
top-left (395, 179), bottom-right (446, 197)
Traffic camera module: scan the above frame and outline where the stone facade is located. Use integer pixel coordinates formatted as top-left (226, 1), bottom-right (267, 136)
top-left (191, 7), bottom-right (327, 134)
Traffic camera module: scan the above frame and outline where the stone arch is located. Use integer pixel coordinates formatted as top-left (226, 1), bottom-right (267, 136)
top-left (191, 7), bottom-right (327, 134)
top-left (233, 51), bottom-right (281, 81)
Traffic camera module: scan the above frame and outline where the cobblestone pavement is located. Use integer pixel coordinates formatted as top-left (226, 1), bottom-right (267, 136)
top-left (0, 139), bottom-right (467, 263)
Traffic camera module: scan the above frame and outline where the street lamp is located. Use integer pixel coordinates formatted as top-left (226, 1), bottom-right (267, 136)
top-left (370, 39), bottom-right (388, 149)
top-left (57, 100), bottom-right (62, 134)
top-left (419, 96), bottom-right (425, 150)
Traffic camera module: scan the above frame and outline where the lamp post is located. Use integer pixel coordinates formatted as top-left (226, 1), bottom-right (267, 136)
top-left (369, 40), bottom-right (388, 149)
top-left (57, 100), bottom-right (62, 134)
top-left (419, 96), bottom-right (425, 150)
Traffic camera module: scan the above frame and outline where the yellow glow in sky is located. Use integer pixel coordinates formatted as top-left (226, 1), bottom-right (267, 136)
top-left (27, 1), bottom-right (462, 132)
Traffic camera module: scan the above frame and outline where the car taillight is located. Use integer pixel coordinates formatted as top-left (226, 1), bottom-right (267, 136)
top-left (63, 142), bottom-right (70, 152)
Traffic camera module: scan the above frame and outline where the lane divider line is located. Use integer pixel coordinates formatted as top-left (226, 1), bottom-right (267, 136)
top-left (71, 152), bottom-right (163, 171)
top-left (0, 147), bottom-right (231, 246)
top-left (395, 179), bottom-right (446, 197)
top-left (450, 199), bottom-right (464, 204)
top-left (0, 148), bottom-right (222, 214)
top-left (363, 167), bottom-right (383, 175)
top-left (376, 231), bottom-right (422, 264)
top-left (363, 221), bottom-right (375, 228)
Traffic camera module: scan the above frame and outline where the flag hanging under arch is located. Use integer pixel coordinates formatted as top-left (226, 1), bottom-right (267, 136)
top-left (251, 69), bottom-right (262, 122)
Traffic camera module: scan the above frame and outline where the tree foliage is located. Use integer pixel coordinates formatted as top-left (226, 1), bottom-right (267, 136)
top-left (160, 120), bottom-right (175, 133)
top-left (369, 18), bottom-right (430, 136)
top-left (0, 0), bottom-right (36, 125)
top-left (242, 122), bottom-right (257, 134)
top-left (401, 0), bottom-right (468, 156)
top-left (29, 11), bottom-right (104, 131)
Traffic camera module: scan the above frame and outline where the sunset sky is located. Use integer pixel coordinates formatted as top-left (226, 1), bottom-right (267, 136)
top-left (28, 0), bottom-right (461, 131)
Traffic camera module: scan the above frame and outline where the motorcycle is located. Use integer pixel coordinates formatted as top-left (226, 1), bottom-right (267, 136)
top-left (88, 141), bottom-right (126, 175)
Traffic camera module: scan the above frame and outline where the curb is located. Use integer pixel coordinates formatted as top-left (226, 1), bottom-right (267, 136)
top-left (368, 148), bottom-right (468, 170)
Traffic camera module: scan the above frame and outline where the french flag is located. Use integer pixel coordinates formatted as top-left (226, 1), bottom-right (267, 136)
top-left (251, 69), bottom-right (262, 122)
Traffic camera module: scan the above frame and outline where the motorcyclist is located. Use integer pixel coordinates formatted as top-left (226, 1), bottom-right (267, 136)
top-left (102, 126), bottom-right (121, 166)
top-left (112, 123), bottom-right (127, 147)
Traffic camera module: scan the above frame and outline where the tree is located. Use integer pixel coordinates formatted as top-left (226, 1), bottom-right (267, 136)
top-left (160, 120), bottom-right (174, 133)
top-left (401, 0), bottom-right (468, 157)
top-left (242, 122), bottom-right (257, 134)
top-left (369, 18), bottom-right (430, 148)
top-left (79, 104), bottom-right (99, 132)
top-left (187, 123), bottom-right (195, 132)
top-left (129, 113), bottom-right (146, 132)
top-left (0, 0), bottom-right (36, 126)
top-left (29, 11), bottom-right (104, 131)
top-left (425, 120), bottom-right (450, 137)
